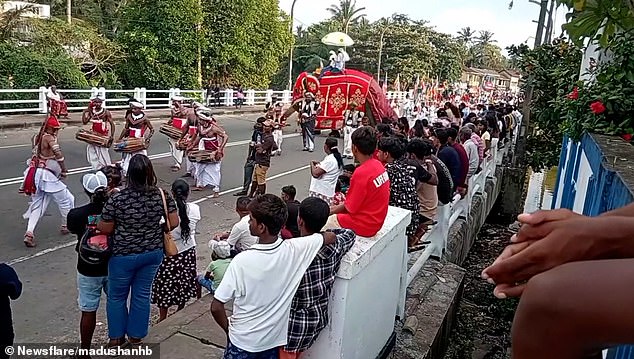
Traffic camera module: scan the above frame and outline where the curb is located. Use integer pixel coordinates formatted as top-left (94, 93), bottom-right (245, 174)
top-left (0, 108), bottom-right (262, 131)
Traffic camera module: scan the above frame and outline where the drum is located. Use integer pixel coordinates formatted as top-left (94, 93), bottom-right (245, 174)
top-left (176, 137), bottom-right (192, 151)
top-left (75, 129), bottom-right (111, 147)
top-left (187, 150), bottom-right (221, 163)
top-left (113, 137), bottom-right (146, 153)
top-left (159, 123), bottom-right (184, 140)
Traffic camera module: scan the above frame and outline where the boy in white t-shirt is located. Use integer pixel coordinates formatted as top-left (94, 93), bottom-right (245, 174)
top-left (211, 194), bottom-right (338, 358)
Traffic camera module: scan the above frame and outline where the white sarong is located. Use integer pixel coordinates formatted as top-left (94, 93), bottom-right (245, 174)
top-left (121, 149), bottom-right (147, 175)
top-left (343, 126), bottom-right (354, 157)
top-left (87, 144), bottom-right (112, 171)
top-left (168, 138), bottom-right (183, 168)
top-left (194, 139), bottom-right (221, 192)
top-left (22, 160), bottom-right (75, 232)
top-left (273, 129), bottom-right (283, 155)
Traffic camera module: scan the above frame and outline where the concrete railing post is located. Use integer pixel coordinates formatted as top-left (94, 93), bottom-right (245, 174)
top-left (225, 88), bottom-right (233, 107)
top-left (246, 89), bottom-right (256, 106)
top-left (140, 88), bottom-right (147, 107)
top-left (282, 90), bottom-right (292, 104)
top-left (39, 86), bottom-right (48, 114)
top-left (265, 89), bottom-right (274, 104)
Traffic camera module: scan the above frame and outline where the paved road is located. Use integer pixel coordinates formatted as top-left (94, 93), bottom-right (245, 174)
top-left (1, 113), bottom-right (333, 344)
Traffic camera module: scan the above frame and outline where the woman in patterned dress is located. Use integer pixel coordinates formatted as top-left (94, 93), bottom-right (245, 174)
top-left (152, 179), bottom-right (201, 322)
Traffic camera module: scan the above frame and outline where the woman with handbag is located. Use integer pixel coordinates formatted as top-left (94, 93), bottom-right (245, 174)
top-left (152, 179), bottom-right (201, 322)
top-left (97, 154), bottom-right (179, 348)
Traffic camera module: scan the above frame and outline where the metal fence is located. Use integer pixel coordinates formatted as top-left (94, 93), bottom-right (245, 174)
top-left (0, 87), bottom-right (410, 115)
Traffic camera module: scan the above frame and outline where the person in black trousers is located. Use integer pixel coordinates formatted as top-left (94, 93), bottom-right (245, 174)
top-left (0, 263), bottom-right (22, 359)
top-left (235, 118), bottom-right (265, 196)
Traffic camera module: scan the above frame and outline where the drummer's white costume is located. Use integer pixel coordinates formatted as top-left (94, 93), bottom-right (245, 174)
top-left (342, 105), bottom-right (364, 159)
top-left (21, 116), bottom-right (75, 247)
top-left (192, 109), bottom-right (227, 197)
top-left (168, 95), bottom-right (190, 171)
top-left (81, 96), bottom-right (114, 170)
top-left (119, 101), bottom-right (153, 175)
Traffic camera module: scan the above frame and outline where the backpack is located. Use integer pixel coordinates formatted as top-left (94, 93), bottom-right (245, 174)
top-left (79, 215), bottom-right (112, 265)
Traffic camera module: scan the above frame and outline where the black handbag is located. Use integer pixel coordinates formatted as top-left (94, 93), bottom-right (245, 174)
top-left (79, 225), bottom-right (112, 265)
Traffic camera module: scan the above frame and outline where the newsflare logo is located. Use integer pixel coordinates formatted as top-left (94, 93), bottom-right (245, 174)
top-left (6, 343), bottom-right (159, 358)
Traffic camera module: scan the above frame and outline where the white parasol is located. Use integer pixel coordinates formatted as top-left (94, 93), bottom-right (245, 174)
top-left (321, 32), bottom-right (355, 47)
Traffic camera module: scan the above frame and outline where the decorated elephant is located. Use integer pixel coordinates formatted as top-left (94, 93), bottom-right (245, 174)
top-left (283, 69), bottom-right (398, 130)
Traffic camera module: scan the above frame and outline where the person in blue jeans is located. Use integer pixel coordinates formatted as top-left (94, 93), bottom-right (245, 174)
top-left (98, 154), bottom-right (179, 347)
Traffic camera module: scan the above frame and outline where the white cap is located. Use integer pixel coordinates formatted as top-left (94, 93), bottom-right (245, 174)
top-left (192, 101), bottom-right (203, 109)
top-left (90, 95), bottom-right (104, 102)
top-left (129, 101), bottom-right (144, 109)
top-left (208, 240), bottom-right (231, 259)
top-left (82, 171), bottom-right (108, 194)
top-left (196, 108), bottom-right (214, 122)
top-left (171, 95), bottom-right (185, 102)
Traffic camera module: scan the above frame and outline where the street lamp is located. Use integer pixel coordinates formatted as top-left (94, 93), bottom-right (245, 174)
top-left (287, 0), bottom-right (298, 91)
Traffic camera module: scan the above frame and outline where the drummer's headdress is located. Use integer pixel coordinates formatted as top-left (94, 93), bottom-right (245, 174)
top-left (129, 101), bottom-right (144, 109)
top-left (46, 116), bottom-right (61, 129)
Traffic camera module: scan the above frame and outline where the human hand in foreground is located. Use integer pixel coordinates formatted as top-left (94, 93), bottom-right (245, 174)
top-left (481, 209), bottom-right (595, 298)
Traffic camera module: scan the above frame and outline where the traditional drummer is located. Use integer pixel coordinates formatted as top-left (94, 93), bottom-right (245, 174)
top-left (189, 109), bottom-right (227, 197)
top-left (117, 100), bottom-right (154, 175)
top-left (21, 116), bottom-right (75, 248)
top-left (81, 95), bottom-right (115, 170)
top-left (180, 102), bottom-right (203, 177)
top-left (168, 95), bottom-right (191, 172)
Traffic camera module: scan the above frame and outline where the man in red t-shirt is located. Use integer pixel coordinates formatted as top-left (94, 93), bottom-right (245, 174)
top-left (326, 126), bottom-right (390, 238)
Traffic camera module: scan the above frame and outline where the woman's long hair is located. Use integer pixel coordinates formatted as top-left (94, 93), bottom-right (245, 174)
top-left (412, 120), bottom-right (425, 138)
top-left (445, 102), bottom-right (461, 119)
top-left (171, 179), bottom-right (191, 243)
top-left (91, 187), bottom-right (109, 210)
top-left (325, 137), bottom-right (344, 169)
top-left (127, 154), bottom-right (157, 191)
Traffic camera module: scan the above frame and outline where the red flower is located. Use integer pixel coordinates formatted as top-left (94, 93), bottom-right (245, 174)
top-left (590, 101), bottom-right (606, 115)
top-left (567, 87), bottom-right (579, 100)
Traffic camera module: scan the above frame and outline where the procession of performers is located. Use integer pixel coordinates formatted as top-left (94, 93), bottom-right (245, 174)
top-left (117, 100), bottom-right (154, 176)
top-left (81, 96), bottom-right (115, 170)
top-left (21, 116), bottom-right (75, 247)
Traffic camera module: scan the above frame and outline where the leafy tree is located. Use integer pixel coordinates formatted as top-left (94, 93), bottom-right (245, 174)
top-left (556, 0), bottom-right (634, 47)
top-left (0, 0), bottom-right (35, 42)
top-left (326, 0), bottom-right (366, 34)
top-left (202, 0), bottom-right (292, 89)
top-left (50, 0), bottom-right (128, 39)
top-left (116, 0), bottom-right (202, 89)
top-left (28, 19), bottom-right (124, 87)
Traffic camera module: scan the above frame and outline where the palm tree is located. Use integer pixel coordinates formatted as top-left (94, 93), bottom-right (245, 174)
top-left (475, 30), bottom-right (497, 46)
top-left (456, 27), bottom-right (476, 45)
top-left (326, 0), bottom-right (366, 34)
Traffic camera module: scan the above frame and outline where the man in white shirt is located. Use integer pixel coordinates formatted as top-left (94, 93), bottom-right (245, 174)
top-left (212, 196), bottom-right (258, 253)
top-left (460, 127), bottom-right (480, 180)
top-left (210, 194), bottom-right (339, 358)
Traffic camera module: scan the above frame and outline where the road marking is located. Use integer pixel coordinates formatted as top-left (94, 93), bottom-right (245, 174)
top-left (0, 144), bottom-right (31, 149)
top-left (0, 133), bottom-right (301, 186)
top-left (7, 163), bottom-right (309, 266)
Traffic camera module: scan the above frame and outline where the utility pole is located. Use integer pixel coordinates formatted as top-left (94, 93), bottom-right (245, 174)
top-left (197, 0), bottom-right (202, 88)
top-left (66, 0), bottom-right (71, 24)
top-left (287, 0), bottom-right (298, 91)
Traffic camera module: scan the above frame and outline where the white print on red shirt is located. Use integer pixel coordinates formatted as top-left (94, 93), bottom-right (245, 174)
top-left (373, 171), bottom-right (390, 188)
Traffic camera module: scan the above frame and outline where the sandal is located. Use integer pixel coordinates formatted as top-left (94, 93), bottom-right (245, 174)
top-left (24, 232), bottom-right (36, 248)
top-left (171, 165), bottom-right (181, 172)
top-left (211, 192), bottom-right (220, 198)
top-left (191, 187), bottom-right (205, 192)
top-left (60, 225), bottom-right (70, 235)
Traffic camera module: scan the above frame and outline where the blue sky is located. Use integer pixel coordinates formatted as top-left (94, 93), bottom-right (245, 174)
top-left (278, 0), bottom-right (568, 52)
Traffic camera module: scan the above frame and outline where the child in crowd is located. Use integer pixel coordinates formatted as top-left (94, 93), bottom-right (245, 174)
top-left (210, 194), bottom-right (338, 358)
top-left (212, 196), bottom-right (258, 253)
top-left (332, 177), bottom-right (347, 205)
top-left (196, 240), bottom-right (232, 298)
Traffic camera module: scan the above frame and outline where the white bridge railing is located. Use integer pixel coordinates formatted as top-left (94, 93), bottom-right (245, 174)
top-left (0, 87), bottom-right (410, 115)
